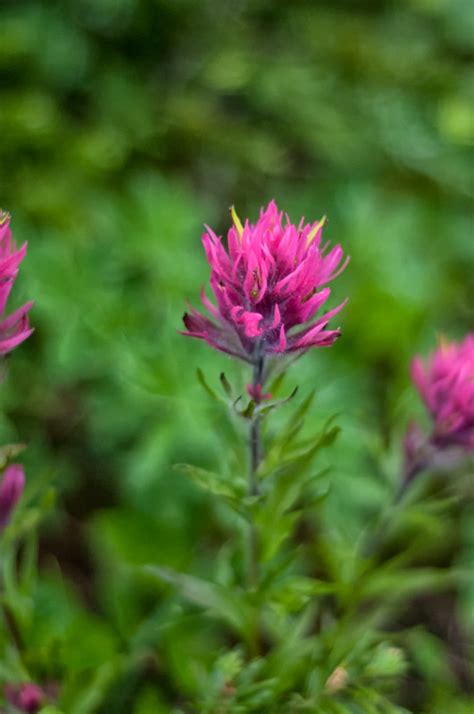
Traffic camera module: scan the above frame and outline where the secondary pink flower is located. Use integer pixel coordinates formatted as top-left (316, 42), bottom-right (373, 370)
top-left (4, 683), bottom-right (44, 713)
top-left (0, 464), bottom-right (25, 530)
top-left (411, 335), bottom-right (474, 450)
top-left (182, 201), bottom-right (347, 362)
top-left (0, 211), bottom-right (33, 355)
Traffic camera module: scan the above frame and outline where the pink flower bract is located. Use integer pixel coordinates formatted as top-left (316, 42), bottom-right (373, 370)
top-left (0, 211), bottom-right (33, 356)
top-left (4, 682), bottom-right (44, 713)
top-left (411, 334), bottom-right (474, 450)
top-left (246, 383), bottom-right (272, 403)
top-left (182, 200), bottom-right (348, 362)
top-left (0, 463), bottom-right (25, 531)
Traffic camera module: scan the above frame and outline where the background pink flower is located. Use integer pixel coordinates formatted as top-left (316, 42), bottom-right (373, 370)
top-left (411, 334), bottom-right (474, 450)
top-left (182, 201), bottom-right (347, 362)
top-left (0, 211), bottom-right (33, 356)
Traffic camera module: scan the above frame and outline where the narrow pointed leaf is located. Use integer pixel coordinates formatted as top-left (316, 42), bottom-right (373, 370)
top-left (219, 371), bottom-right (233, 397)
top-left (196, 368), bottom-right (223, 403)
top-left (174, 463), bottom-right (245, 500)
top-left (145, 566), bottom-right (252, 638)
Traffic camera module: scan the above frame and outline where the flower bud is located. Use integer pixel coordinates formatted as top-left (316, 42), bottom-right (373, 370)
top-left (325, 665), bottom-right (348, 693)
top-left (4, 682), bottom-right (44, 713)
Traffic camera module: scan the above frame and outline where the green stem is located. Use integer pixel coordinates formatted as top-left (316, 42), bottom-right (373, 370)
top-left (249, 354), bottom-right (264, 490)
top-left (363, 464), bottom-right (425, 558)
top-left (246, 355), bottom-right (264, 656)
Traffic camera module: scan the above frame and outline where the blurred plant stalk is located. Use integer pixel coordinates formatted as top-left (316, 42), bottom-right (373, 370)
top-left (246, 351), bottom-right (264, 657)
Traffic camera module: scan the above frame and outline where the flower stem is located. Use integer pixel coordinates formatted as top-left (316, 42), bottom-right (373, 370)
top-left (363, 464), bottom-right (422, 558)
top-left (249, 353), bottom-right (264, 494)
top-left (249, 415), bottom-right (261, 498)
top-left (246, 356), bottom-right (264, 656)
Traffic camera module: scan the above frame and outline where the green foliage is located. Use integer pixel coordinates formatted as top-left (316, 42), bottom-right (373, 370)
top-left (0, 0), bottom-right (472, 710)
top-left (146, 566), bottom-right (254, 643)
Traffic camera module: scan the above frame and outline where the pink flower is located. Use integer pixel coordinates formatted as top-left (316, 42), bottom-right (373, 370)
top-left (4, 683), bottom-right (44, 713)
top-left (182, 201), bottom-right (348, 363)
top-left (411, 335), bottom-right (474, 450)
top-left (0, 464), bottom-right (25, 530)
top-left (0, 211), bottom-right (33, 356)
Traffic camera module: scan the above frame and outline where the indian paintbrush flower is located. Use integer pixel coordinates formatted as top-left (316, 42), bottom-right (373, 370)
top-left (0, 211), bottom-right (33, 356)
top-left (411, 334), bottom-right (474, 451)
top-left (0, 464), bottom-right (25, 531)
top-left (182, 200), bottom-right (348, 365)
top-left (404, 335), bottom-right (474, 482)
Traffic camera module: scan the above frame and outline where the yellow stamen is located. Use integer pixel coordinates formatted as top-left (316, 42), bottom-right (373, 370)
top-left (437, 333), bottom-right (449, 353)
top-left (230, 205), bottom-right (243, 239)
top-left (307, 215), bottom-right (327, 245)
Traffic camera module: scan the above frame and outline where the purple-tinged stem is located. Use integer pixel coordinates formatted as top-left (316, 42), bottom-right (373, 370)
top-left (246, 354), bottom-right (264, 656)
top-left (364, 454), bottom-right (430, 558)
top-left (249, 355), bottom-right (264, 497)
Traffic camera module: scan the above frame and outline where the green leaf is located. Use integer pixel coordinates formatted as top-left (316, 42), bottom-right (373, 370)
top-left (269, 575), bottom-right (335, 611)
top-left (196, 368), bottom-right (224, 403)
top-left (260, 417), bottom-right (340, 480)
top-left (19, 531), bottom-right (38, 594)
top-left (265, 630), bottom-right (316, 694)
top-left (406, 629), bottom-right (455, 686)
top-left (364, 643), bottom-right (407, 679)
top-left (268, 369), bottom-right (288, 396)
top-left (284, 389), bottom-right (317, 432)
top-left (257, 509), bottom-right (301, 562)
top-left (219, 371), bottom-right (233, 397)
top-left (255, 386), bottom-right (298, 417)
top-left (269, 467), bottom-right (330, 517)
top-left (359, 567), bottom-right (464, 602)
top-left (262, 391), bottom-right (316, 465)
top-left (0, 443), bottom-right (27, 468)
top-left (69, 659), bottom-right (122, 714)
top-left (132, 687), bottom-right (169, 714)
top-left (239, 678), bottom-right (279, 708)
top-left (200, 649), bottom-right (244, 711)
top-left (239, 399), bottom-right (256, 419)
top-left (145, 566), bottom-right (252, 639)
top-left (214, 649), bottom-right (244, 681)
top-left (174, 463), bottom-right (245, 500)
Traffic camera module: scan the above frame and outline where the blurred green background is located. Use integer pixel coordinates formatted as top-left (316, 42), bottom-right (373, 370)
top-left (0, 0), bottom-right (473, 711)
